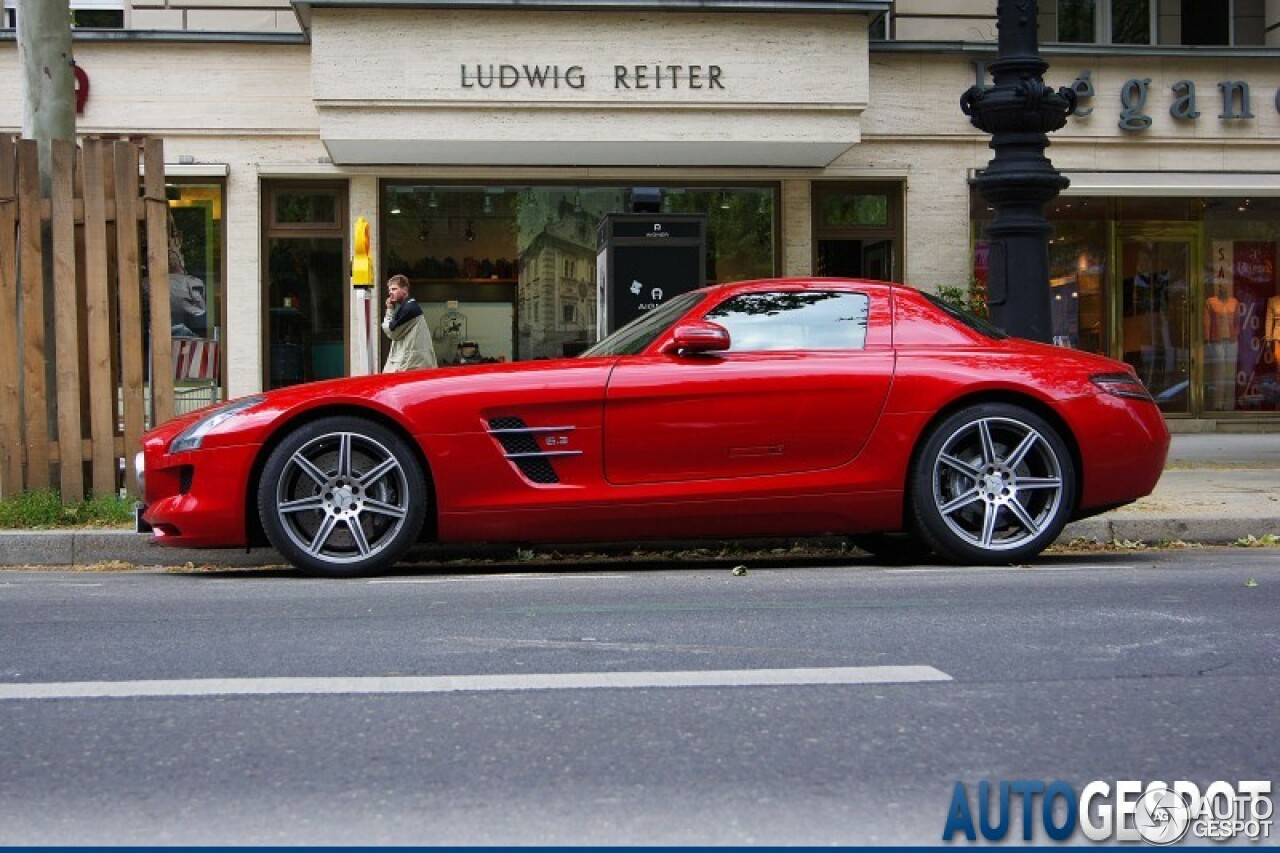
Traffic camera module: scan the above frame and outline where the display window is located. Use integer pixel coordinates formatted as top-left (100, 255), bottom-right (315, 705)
top-left (380, 184), bottom-right (777, 362)
top-left (971, 193), bottom-right (1280, 417)
top-left (164, 180), bottom-right (225, 413)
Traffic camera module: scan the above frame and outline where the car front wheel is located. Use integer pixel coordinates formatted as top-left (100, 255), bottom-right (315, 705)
top-left (258, 416), bottom-right (427, 578)
top-left (909, 403), bottom-right (1075, 564)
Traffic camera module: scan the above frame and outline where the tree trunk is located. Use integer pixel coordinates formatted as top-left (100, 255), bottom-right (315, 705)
top-left (17, 0), bottom-right (74, 500)
top-left (18, 0), bottom-right (76, 154)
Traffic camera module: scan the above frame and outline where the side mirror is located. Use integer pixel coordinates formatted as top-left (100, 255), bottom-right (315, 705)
top-left (665, 320), bottom-right (730, 354)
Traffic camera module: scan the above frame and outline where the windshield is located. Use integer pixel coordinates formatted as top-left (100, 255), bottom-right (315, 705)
top-left (920, 291), bottom-right (1008, 340)
top-left (581, 290), bottom-right (708, 357)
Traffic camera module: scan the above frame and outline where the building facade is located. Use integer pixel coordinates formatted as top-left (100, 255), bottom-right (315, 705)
top-left (2, 0), bottom-right (1279, 429)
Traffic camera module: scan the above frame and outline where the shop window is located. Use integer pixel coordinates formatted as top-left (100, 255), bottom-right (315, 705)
top-left (971, 191), bottom-right (1280, 417)
top-left (1203, 199), bottom-right (1280, 412)
top-left (381, 183), bottom-right (776, 361)
top-left (1044, 198), bottom-right (1109, 355)
top-left (273, 190), bottom-right (340, 228)
top-left (164, 181), bottom-right (225, 413)
top-left (821, 193), bottom-right (888, 228)
top-left (1118, 233), bottom-right (1192, 414)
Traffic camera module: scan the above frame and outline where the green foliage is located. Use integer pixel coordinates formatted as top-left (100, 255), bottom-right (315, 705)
top-left (934, 278), bottom-right (989, 318)
top-left (1233, 534), bottom-right (1280, 548)
top-left (0, 490), bottom-right (134, 529)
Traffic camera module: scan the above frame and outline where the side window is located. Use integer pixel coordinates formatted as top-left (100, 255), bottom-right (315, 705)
top-left (705, 291), bottom-right (869, 352)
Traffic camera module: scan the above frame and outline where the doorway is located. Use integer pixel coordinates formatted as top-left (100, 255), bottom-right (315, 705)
top-left (263, 184), bottom-right (349, 390)
top-left (812, 182), bottom-right (903, 281)
top-left (1114, 224), bottom-right (1199, 415)
top-left (816, 239), bottom-right (895, 280)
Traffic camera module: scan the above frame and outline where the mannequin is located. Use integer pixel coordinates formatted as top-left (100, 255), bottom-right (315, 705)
top-left (1267, 294), bottom-right (1280, 364)
top-left (1204, 284), bottom-right (1240, 410)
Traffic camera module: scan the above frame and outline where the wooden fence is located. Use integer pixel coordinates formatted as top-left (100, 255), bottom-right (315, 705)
top-left (0, 135), bottom-right (174, 502)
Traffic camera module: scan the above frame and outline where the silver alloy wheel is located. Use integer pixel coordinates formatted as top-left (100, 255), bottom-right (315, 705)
top-left (273, 431), bottom-right (411, 565)
top-left (930, 415), bottom-right (1065, 552)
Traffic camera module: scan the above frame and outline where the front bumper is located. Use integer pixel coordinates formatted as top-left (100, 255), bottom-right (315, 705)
top-left (137, 442), bottom-right (261, 548)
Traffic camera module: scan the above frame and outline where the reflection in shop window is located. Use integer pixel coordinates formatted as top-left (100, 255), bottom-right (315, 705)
top-left (971, 192), bottom-right (1280, 416)
top-left (163, 181), bottom-right (224, 413)
top-left (1041, 0), bottom-right (1150, 44)
top-left (1121, 237), bottom-right (1190, 414)
top-left (1038, 0), bottom-right (1261, 46)
top-left (821, 193), bottom-right (888, 228)
top-left (274, 191), bottom-right (339, 227)
top-left (381, 184), bottom-right (776, 361)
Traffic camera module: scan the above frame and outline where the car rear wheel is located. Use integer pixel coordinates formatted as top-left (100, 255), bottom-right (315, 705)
top-left (909, 403), bottom-right (1075, 564)
top-left (258, 416), bottom-right (427, 578)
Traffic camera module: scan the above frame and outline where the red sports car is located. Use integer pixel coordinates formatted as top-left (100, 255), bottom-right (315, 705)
top-left (137, 278), bottom-right (1169, 577)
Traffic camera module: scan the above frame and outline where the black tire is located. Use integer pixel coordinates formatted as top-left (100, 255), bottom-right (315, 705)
top-left (258, 416), bottom-right (427, 578)
top-left (908, 403), bottom-right (1075, 564)
top-left (850, 532), bottom-right (934, 564)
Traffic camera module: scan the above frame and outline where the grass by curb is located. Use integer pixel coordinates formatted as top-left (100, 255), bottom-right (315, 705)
top-left (0, 490), bottom-right (134, 529)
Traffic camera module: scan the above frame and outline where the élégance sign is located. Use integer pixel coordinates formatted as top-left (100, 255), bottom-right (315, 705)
top-left (973, 62), bottom-right (1279, 132)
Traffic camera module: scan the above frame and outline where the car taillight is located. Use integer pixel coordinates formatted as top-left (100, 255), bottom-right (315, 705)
top-left (1091, 372), bottom-right (1153, 401)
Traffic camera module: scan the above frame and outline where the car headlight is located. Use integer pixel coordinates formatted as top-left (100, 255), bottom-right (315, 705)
top-left (168, 396), bottom-right (265, 453)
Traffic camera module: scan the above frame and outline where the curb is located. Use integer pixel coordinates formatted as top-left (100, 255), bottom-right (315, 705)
top-left (1059, 517), bottom-right (1280, 546)
top-left (0, 530), bottom-right (284, 568)
top-left (3, 519), bottom-right (1279, 569)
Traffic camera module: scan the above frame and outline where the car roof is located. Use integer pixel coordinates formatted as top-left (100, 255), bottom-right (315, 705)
top-left (696, 278), bottom-right (909, 315)
top-left (702, 277), bottom-right (898, 296)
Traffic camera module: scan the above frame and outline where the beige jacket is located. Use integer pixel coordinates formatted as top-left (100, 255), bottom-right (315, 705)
top-left (381, 300), bottom-right (437, 372)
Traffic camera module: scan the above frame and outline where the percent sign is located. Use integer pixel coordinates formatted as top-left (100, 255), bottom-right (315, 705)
top-left (1241, 301), bottom-right (1261, 352)
top-left (1240, 366), bottom-right (1257, 396)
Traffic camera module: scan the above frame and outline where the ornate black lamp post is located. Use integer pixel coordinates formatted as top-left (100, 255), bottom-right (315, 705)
top-left (961, 1), bottom-right (1076, 343)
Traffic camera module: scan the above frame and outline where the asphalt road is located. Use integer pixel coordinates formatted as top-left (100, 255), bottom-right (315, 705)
top-left (1, 548), bottom-right (1277, 845)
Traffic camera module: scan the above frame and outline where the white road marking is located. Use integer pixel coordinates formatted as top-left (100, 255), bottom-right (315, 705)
top-left (0, 666), bottom-right (951, 701)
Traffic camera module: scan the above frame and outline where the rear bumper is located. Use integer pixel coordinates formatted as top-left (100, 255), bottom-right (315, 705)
top-left (1071, 396), bottom-right (1170, 513)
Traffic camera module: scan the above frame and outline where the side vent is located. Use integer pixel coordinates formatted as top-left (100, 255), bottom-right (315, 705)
top-left (487, 417), bottom-right (581, 484)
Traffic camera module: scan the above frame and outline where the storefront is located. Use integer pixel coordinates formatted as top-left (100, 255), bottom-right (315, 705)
top-left (974, 189), bottom-right (1280, 419)
top-left (276, 0), bottom-right (890, 381)
top-left (4, 1), bottom-right (1279, 431)
top-left (961, 49), bottom-right (1280, 425)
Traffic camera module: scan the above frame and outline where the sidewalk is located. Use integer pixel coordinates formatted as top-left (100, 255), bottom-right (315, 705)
top-left (1059, 433), bottom-right (1280, 545)
top-left (1, 434), bottom-right (1277, 569)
